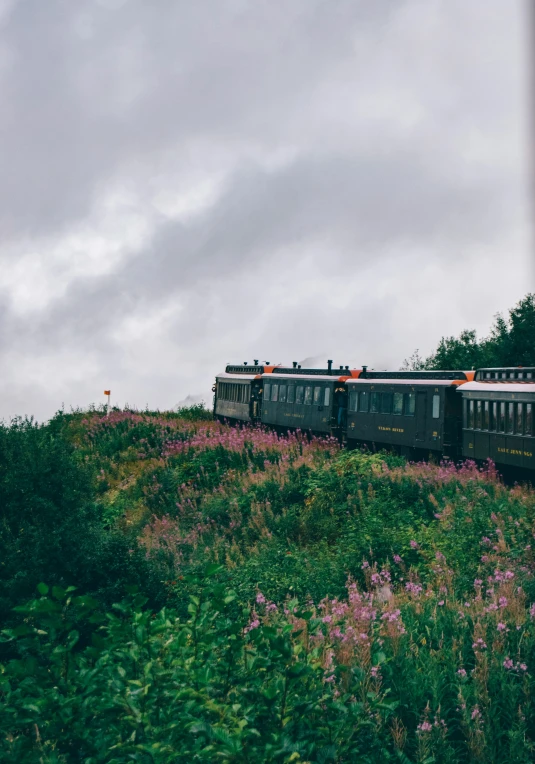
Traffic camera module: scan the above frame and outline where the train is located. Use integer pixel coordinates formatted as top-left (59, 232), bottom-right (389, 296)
top-left (213, 361), bottom-right (535, 476)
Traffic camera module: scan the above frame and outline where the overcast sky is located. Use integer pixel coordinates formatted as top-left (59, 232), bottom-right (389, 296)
top-left (0, 0), bottom-right (532, 421)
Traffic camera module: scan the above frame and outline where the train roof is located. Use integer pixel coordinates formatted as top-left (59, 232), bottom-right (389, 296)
top-left (346, 378), bottom-right (466, 387)
top-left (216, 372), bottom-right (259, 381)
top-left (359, 370), bottom-right (473, 381)
top-left (475, 367), bottom-right (535, 380)
top-left (261, 373), bottom-right (347, 382)
top-left (271, 366), bottom-right (358, 377)
top-left (225, 364), bottom-right (277, 375)
top-left (458, 381), bottom-right (535, 394)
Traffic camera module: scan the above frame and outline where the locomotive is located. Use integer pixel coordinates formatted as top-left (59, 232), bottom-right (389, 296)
top-left (213, 362), bottom-right (535, 476)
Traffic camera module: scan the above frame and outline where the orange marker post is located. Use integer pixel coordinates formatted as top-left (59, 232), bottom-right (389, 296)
top-left (104, 390), bottom-right (111, 414)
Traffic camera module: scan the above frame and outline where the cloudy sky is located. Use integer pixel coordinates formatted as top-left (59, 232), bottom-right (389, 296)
top-left (0, 0), bottom-right (532, 421)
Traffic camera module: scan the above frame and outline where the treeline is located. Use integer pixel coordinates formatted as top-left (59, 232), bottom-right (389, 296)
top-left (403, 293), bottom-right (535, 370)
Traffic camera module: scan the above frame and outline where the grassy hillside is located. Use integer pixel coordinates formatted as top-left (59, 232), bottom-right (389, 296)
top-left (1, 409), bottom-right (535, 762)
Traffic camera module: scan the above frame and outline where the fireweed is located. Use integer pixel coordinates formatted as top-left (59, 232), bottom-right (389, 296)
top-left (18, 408), bottom-right (535, 762)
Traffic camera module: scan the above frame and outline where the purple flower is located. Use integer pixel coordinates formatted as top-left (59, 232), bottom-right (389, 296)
top-left (256, 592), bottom-right (266, 605)
top-left (497, 622), bottom-right (507, 632)
top-left (417, 721), bottom-right (432, 733)
top-left (503, 657), bottom-right (514, 669)
top-left (393, 554), bottom-right (402, 564)
top-left (410, 540), bottom-right (419, 549)
top-left (457, 668), bottom-right (467, 677)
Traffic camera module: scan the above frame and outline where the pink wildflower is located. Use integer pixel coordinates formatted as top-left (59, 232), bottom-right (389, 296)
top-left (417, 721), bottom-right (433, 733)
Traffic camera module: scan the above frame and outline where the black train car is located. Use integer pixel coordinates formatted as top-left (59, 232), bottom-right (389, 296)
top-left (457, 368), bottom-right (535, 471)
top-left (260, 362), bottom-right (358, 437)
top-left (214, 363), bottom-right (276, 423)
top-left (345, 371), bottom-right (473, 459)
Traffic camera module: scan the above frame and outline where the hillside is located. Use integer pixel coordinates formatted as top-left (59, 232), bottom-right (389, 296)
top-left (1, 409), bottom-right (535, 762)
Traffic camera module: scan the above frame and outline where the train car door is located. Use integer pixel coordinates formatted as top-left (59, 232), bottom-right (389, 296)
top-left (334, 386), bottom-right (347, 439)
top-left (415, 391), bottom-right (427, 442)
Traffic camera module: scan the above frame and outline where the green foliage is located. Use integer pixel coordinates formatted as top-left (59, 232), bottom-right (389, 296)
top-left (403, 293), bottom-right (535, 370)
top-left (0, 574), bottom-right (397, 763)
top-left (0, 416), bottom-right (164, 624)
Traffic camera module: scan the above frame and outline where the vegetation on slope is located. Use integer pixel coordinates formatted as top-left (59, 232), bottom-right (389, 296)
top-left (1, 408), bottom-right (535, 762)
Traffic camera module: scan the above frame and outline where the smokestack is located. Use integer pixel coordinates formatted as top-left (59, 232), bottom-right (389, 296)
top-left (327, 359), bottom-right (333, 372)
top-left (345, 365), bottom-right (349, 371)
top-left (362, 365), bottom-right (368, 374)
top-left (293, 361), bottom-right (297, 368)
top-left (254, 359), bottom-right (259, 365)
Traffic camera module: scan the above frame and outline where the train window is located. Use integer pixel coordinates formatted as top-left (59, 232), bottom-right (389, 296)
top-left (463, 400), bottom-right (468, 428)
top-left (501, 372), bottom-right (507, 379)
top-left (271, 384), bottom-right (279, 402)
top-left (491, 401), bottom-right (497, 431)
top-left (526, 403), bottom-right (533, 436)
top-left (475, 400), bottom-right (482, 429)
top-left (324, 387), bottom-right (331, 406)
top-left (482, 401), bottom-right (489, 430)
top-left (359, 391), bottom-right (369, 412)
top-left (393, 392), bottom-right (403, 415)
top-left (485, 372), bottom-right (491, 379)
top-left (381, 393), bottom-right (393, 414)
top-left (279, 384), bottom-right (287, 403)
top-left (506, 402), bottom-right (514, 433)
top-left (432, 394), bottom-right (440, 419)
top-left (349, 390), bottom-right (358, 412)
top-left (370, 392), bottom-right (380, 413)
top-left (405, 393), bottom-right (415, 416)
top-left (313, 386), bottom-right (322, 405)
top-left (296, 386), bottom-right (304, 404)
top-left (304, 386), bottom-right (313, 404)
top-left (497, 402), bottom-right (505, 432)
top-left (264, 383), bottom-right (271, 402)
top-left (518, 372), bottom-right (524, 380)
top-left (467, 400), bottom-right (474, 428)
top-left (516, 403), bottom-right (523, 434)
top-left (287, 385), bottom-right (295, 404)
top-left (527, 372), bottom-right (533, 380)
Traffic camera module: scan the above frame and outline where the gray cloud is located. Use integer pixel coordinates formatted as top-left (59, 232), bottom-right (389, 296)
top-left (0, 0), bottom-right (530, 421)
